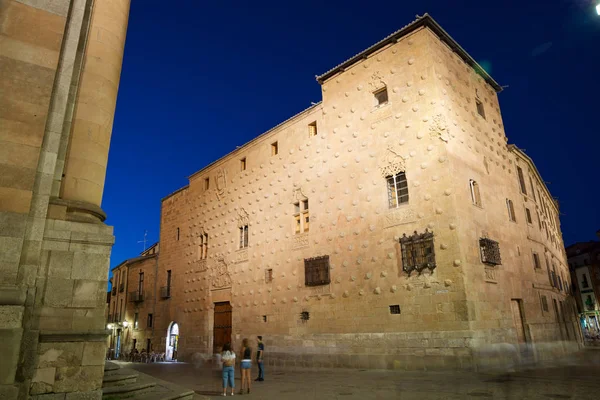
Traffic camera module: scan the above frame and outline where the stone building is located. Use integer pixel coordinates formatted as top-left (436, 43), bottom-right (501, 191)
top-left (567, 232), bottom-right (600, 345)
top-left (0, 0), bottom-right (130, 398)
top-left (106, 13), bottom-right (579, 370)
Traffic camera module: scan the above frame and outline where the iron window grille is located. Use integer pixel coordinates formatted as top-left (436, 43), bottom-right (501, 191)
top-left (480, 238), bottom-right (501, 265)
top-left (400, 230), bottom-right (436, 275)
top-left (304, 255), bottom-right (330, 286)
top-left (300, 311), bottom-right (310, 321)
top-left (129, 290), bottom-right (144, 303)
top-left (389, 305), bottom-right (401, 315)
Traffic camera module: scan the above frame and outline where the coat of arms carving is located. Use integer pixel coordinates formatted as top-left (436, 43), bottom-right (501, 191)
top-left (368, 71), bottom-right (386, 91)
top-left (211, 257), bottom-right (232, 289)
top-left (215, 168), bottom-right (227, 200)
top-left (238, 208), bottom-right (249, 228)
top-left (429, 114), bottom-right (450, 142)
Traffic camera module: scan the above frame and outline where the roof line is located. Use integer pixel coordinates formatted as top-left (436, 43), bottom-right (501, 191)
top-left (187, 102), bottom-right (321, 181)
top-left (316, 13), bottom-right (502, 92)
top-left (161, 185), bottom-right (189, 202)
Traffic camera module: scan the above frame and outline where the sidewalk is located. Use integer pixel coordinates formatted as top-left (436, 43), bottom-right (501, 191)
top-left (121, 352), bottom-right (600, 400)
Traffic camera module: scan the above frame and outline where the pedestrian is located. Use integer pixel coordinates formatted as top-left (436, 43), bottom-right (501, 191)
top-left (255, 336), bottom-right (264, 382)
top-left (221, 343), bottom-right (236, 396)
top-left (239, 338), bottom-right (252, 394)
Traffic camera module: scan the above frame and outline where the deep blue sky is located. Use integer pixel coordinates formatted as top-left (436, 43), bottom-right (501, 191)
top-left (104, 0), bottom-right (600, 270)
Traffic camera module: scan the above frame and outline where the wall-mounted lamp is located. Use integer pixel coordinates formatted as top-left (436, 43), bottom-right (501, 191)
top-left (107, 323), bottom-right (114, 330)
top-left (122, 321), bottom-right (129, 328)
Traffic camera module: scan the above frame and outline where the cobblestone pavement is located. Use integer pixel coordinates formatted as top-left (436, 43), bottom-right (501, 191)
top-left (121, 349), bottom-right (600, 400)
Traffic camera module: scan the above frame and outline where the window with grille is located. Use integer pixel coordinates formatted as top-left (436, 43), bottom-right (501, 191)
top-left (525, 208), bottom-right (532, 224)
top-left (533, 252), bottom-right (541, 269)
top-left (476, 98), bottom-right (485, 118)
top-left (374, 87), bottom-right (388, 106)
top-left (300, 311), bottom-right (310, 321)
top-left (240, 158), bottom-right (246, 171)
top-left (387, 172), bottom-right (409, 208)
top-left (517, 167), bottom-right (527, 195)
top-left (293, 199), bottom-right (309, 233)
top-left (480, 238), bottom-right (501, 265)
top-left (389, 305), bottom-right (401, 315)
top-left (304, 255), bottom-right (330, 286)
top-left (469, 179), bottom-right (482, 207)
top-left (239, 225), bottom-right (248, 249)
top-left (400, 230), bottom-right (436, 275)
top-left (506, 199), bottom-right (516, 222)
top-left (265, 268), bottom-right (273, 283)
top-left (308, 121), bottom-right (317, 137)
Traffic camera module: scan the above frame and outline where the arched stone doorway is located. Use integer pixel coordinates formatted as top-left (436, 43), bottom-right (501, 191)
top-left (166, 322), bottom-right (179, 361)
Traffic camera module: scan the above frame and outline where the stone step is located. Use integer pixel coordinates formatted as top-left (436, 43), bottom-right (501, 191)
top-left (102, 371), bottom-right (138, 387)
top-left (129, 389), bottom-right (196, 400)
top-left (104, 361), bottom-right (120, 372)
top-left (101, 381), bottom-right (156, 399)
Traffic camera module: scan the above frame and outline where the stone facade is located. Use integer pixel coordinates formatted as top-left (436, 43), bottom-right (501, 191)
top-left (567, 233), bottom-right (600, 345)
top-left (106, 14), bottom-right (579, 370)
top-left (0, 0), bottom-right (130, 398)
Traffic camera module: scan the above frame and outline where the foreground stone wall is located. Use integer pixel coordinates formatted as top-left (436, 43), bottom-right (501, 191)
top-left (1, 0), bottom-right (130, 398)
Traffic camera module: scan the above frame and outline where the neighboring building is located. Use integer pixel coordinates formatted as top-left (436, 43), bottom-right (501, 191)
top-left (567, 232), bottom-right (600, 345)
top-left (107, 243), bottom-right (160, 359)
top-left (0, 1), bottom-right (130, 399)
top-left (108, 14), bottom-right (578, 370)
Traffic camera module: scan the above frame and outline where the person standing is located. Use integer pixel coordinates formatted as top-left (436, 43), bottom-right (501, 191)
top-left (239, 338), bottom-right (252, 394)
top-left (255, 336), bottom-right (264, 382)
top-left (221, 343), bottom-right (236, 396)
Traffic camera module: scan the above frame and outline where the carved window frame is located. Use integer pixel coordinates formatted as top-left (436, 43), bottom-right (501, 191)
top-left (506, 199), bottom-right (516, 222)
top-left (480, 238), bottom-right (501, 266)
top-left (469, 179), bottom-right (482, 207)
top-left (387, 172), bottom-right (409, 209)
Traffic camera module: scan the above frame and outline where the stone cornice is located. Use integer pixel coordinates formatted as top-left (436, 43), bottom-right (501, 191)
top-left (49, 197), bottom-right (107, 222)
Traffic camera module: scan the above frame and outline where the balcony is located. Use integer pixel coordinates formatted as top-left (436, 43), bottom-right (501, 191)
top-left (119, 283), bottom-right (125, 293)
top-left (160, 286), bottom-right (171, 299)
top-left (129, 291), bottom-right (144, 303)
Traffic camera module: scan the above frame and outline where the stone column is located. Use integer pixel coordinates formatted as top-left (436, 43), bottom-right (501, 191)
top-left (59, 0), bottom-right (131, 222)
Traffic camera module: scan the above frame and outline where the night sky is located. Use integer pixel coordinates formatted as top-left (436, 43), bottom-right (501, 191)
top-left (104, 0), bottom-right (600, 269)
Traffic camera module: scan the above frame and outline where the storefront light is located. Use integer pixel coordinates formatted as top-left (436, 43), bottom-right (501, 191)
top-left (122, 321), bottom-right (129, 328)
top-left (107, 323), bottom-right (114, 330)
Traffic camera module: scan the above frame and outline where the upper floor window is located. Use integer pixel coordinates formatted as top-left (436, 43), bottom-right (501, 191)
top-left (308, 121), bottom-right (318, 137)
top-left (529, 177), bottom-right (537, 202)
top-left (204, 177), bottom-right (210, 190)
top-left (480, 238), bottom-right (501, 265)
top-left (533, 252), bottom-right (541, 269)
top-left (469, 179), bottom-right (482, 207)
top-left (374, 87), bottom-right (388, 107)
top-left (525, 208), bottom-right (533, 224)
top-left (176, 227), bottom-right (180, 241)
top-left (199, 233), bottom-right (208, 260)
top-left (265, 268), bottom-right (273, 283)
top-left (304, 255), bottom-right (330, 286)
top-left (239, 225), bottom-right (249, 249)
top-left (271, 141), bottom-right (278, 156)
top-left (476, 97), bottom-right (486, 119)
top-left (147, 313), bottom-right (153, 328)
top-left (506, 199), bottom-right (516, 222)
top-left (582, 273), bottom-right (590, 289)
top-left (517, 167), bottom-right (527, 195)
top-left (400, 230), bottom-right (436, 275)
top-left (387, 172), bottom-right (408, 208)
top-left (293, 199), bottom-right (309, 234)
top-left (138, 271), bottom-right (144, 294)
top-left (240, 158), bottom-right (246, 171)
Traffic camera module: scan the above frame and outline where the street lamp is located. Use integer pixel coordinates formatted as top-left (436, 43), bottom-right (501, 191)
top-left (122, 321), bottom-right (129, 328)
top-left (107, 323), bottom-right (113, 330)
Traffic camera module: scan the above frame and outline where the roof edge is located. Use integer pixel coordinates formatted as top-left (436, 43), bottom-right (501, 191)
top-left (316, 13), bottom-right (502, 93)
top-left (161, 185), bottom-right (189, 202)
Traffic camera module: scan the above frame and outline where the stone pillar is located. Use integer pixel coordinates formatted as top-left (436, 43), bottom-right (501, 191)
top-left (59, 0), bottom-right (131, 220)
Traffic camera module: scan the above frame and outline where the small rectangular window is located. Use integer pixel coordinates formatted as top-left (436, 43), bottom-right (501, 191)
top-left (389, 305), bottom-right (401, 315)
top-left (541, 295), bottom-right (549, 312)
top-left (240, 158), bottom-right (246, 171)
top-left (300, 311), bottom-right (310, 321)
top-left (470, 179), bottom-right (482, 207)
top-left (525, 208), bottom-right (532, 224)
top-left (506, 199), bottom-right (516, 222)
top-left (476, 98), bottom-right (486, 118)
top-left (265, 268), bottom-right (273, 283)
top-left (308, 121), bottom-right (318, 137)
top-left (533, 252), bottom-right (541, 269)
top-left (374, 87), bottom-right (388, 106)
top-left (147, 313), bottom-right (153, 327)
top-left (134, 312), bottom-right (139, 330)
top-left (176, 227), bottom-right (180, 241)
top-left (262, 315), bottom-right (267, 322)
top-left (517, 167), bottom-right (527, 195)
top-left (271, 141), bottom-right (278, 156)
top-left (304, 255), bottom-right (330, 286)
top-left (387, 172), bottom-right (409, 208)
top-left (204, 177), bottom-right (210, 190)
top-left (480, 238), bottom-right (501, 265)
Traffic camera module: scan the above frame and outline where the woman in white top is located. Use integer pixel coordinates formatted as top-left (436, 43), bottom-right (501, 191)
top-left (221, 343), bottom-right (236, 396)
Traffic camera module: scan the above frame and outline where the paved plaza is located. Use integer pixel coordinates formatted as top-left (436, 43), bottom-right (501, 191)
top-left (118, 349), bottom-right (600, 400)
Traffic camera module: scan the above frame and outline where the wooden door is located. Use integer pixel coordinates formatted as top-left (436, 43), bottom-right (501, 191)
top-left (511, 299), bottom-right (527, 344)
top-left (213, 302), bottom-right (232, 353)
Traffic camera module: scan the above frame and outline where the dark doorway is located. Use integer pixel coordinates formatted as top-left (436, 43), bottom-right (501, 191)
top-left (213, 301), bottom-right (232, 353)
